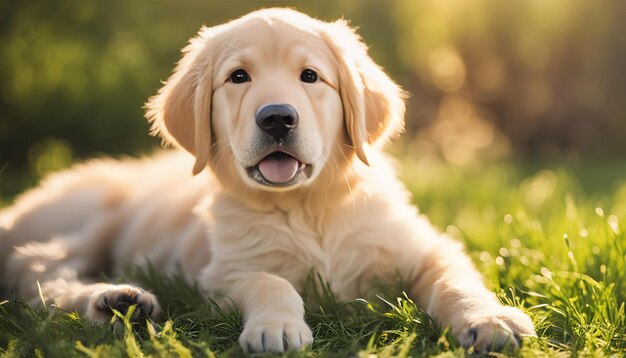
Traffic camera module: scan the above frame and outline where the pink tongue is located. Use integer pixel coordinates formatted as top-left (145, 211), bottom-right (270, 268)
top-left (258, 155), bottom-right (300, 184)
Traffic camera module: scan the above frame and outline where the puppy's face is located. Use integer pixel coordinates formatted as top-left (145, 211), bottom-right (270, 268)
top-left (147, 8), bottom-right (405, 195)
top-left (210, 18), bottom-right (343, 190)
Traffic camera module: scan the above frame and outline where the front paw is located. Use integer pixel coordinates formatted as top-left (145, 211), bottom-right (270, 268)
top-left (457, 306), bottom-right (535, 353)
top-left (86, 284), bottom-right (160, 325)
top-left (239, 314), bottom-right (313, 353)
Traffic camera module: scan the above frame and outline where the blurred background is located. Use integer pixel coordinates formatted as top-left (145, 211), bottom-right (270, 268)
top-left (1, 0), bottom-right (625, 201)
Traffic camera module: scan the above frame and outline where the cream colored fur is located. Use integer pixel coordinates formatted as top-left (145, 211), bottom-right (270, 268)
top-left (0, 8), bottom-right (534, 353)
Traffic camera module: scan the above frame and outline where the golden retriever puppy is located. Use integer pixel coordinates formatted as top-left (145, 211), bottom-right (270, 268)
top-left (0, 8), bottom-right (534, 353)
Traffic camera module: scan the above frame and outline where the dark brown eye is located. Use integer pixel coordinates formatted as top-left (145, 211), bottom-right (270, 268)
top-left (300, 69), bottom-right (318, 83)
top-left (229, 69), bottom-right (250, 83)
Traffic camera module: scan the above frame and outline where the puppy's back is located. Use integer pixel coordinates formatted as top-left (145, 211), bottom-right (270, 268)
top-left (0, 150), bottom-right (206, 272)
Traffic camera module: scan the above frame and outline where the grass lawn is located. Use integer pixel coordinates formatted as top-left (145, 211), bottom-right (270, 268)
top-left (1, 158), bottom-right (626, 357)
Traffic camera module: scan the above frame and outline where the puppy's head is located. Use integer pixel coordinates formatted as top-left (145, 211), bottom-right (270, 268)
top-left (146, 8), bottom-right (405, 192)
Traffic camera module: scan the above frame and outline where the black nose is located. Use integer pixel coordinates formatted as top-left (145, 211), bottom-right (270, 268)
top-left (255, 104), bottom-right (299, 142)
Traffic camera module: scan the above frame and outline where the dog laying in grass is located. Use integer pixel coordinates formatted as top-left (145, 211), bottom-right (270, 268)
top-left (0, 8), bottom-right (534, 353)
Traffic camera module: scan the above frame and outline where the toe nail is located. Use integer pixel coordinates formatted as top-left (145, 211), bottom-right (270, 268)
top-left (144, 302), bottom-right (154, 316)
top-left (464, 327), bottom-right (478, 348)
top-left (261, 332), bottom-right (266, 351)
top-left (112, 318), bottom-right (123, 331)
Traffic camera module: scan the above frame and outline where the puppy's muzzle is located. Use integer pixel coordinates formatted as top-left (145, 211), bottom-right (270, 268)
top-left (247, 104), bottom-right (311, 188)
top-left (255, 104), bottom-right (299, 142)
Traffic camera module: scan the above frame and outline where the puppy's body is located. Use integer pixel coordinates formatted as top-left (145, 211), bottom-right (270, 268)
top-left (0, 8), bottom-right (534, 354)
top-left (1, 153), bottom-right (209, 295)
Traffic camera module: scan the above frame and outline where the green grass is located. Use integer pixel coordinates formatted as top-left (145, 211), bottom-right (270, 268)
top-left (2, 158), bottom-right (626, 357)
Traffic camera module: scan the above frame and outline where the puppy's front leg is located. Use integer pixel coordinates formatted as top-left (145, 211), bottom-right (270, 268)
top-left (410, 237), bottom-right (535, 352)
top-left (228, 272), bottom-right (313, 353)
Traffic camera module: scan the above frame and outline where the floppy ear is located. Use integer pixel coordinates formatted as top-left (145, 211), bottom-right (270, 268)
top-left (145, 27), bottom-right (215, 175)
top-left (320, 20), bottom-right (406, 165)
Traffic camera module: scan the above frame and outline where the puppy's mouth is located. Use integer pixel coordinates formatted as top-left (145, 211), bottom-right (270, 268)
top-left (246, 151), bottom-right (311, 187)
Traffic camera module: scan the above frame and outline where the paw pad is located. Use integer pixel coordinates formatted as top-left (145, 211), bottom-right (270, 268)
top-left (86, 285), bottom-right (160, 325)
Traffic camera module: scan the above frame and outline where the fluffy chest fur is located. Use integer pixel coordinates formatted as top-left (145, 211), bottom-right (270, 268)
top-left (203, 198), bottom-right (383, 299)
top-left (198, 158), bottom-right (433, 303)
